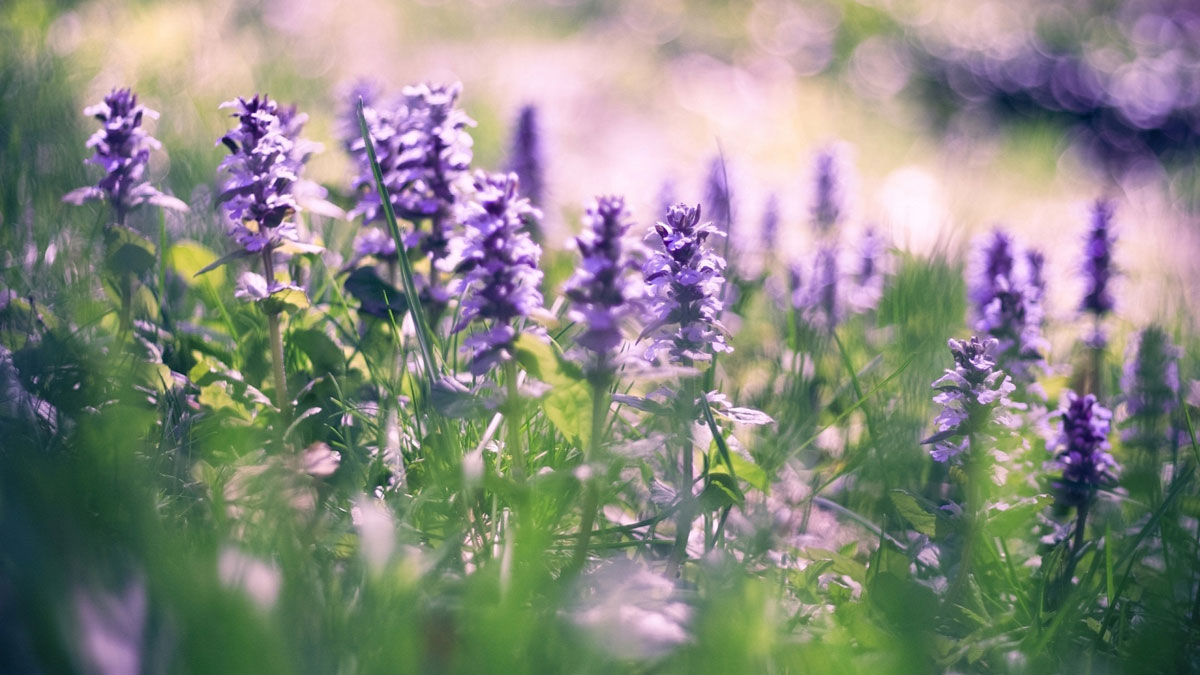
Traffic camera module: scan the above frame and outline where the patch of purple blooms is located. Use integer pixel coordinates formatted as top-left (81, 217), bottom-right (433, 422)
top-left (216, 94), bottom-right (305, 254)
top-left (1080, 199), bottom-right (1116, 318)
top-left (506, 104), bottom-right (544, 208)
top-left (971, 230), bottom-right (1047, 383)
top-left (564, 195), bottom-right (643, 359)
top-left (63, 88), bottom-right (186, 221)
top-left (1048, 391), bottom-right (1118, 507)
top-left (810, 148), bottom-right (843, 233)
top-left (351, 82), bottom-right (474, 265)
top-left (447, 172), bottom-right (544, 376)
top-left (642, 203), bottom-right (731, 365)
top-left (1122, 325), bottom-right (1181, 425)
top-left (924, 337), bottom-right (1019, 463)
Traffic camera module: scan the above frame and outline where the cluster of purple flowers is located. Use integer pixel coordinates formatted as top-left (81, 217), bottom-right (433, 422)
top-left (506, 105), bottom-right (544, 209)
top-left (63, 88), bottom-right (186, 222)
top-left (447, 172), bottom-right (544, 376)
top-left (563, 196), bottom-right (643, 361)
top-left (924, 337), bottom-right (1019, 463)
top-left (216, 95), bottom-right (307, 255)
top-left (641, 203), bottom-right (731, 365)
top-left (1080, 199), bottom-right (1116, 320)
top-left (350, 83), bottom-right (475, 267)
top-left (810, 149), bottom-right (842, 233)
top-left (971, 230), bottom-right (1047, 383)
top-left (1048, 391), bottom-right (1118, 507)
top-left (1122, 326), bottom-right (1181, 432)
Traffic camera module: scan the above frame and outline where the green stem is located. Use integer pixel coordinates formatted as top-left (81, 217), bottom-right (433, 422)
top-left (667, 375), bottom-right (698, 578)
top-left (572, 371), bottom-right (610, 571)
top-left (267, 310), bottom-right (290, 422)
top-left (504, 359), bottom-right (526, 480)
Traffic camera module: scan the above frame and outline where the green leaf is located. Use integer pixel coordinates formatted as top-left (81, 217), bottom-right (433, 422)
top-left (291, 328), bottom-right (344, 374)
top-left (194, 248), bottom-right (254, 278)
top-left (104, 224), bottom-right (157, 275)
top-left (889, 489), bottom-right (938, 537)
top-left (261, 288), bottom-right (310, 315)
top-left (168, 240), bottom-right (226, 288)
top-left (984, 495), bottom-right (1051, 537)
top-left (700, 468), bottom-right (745, 510)
top-left (513, 334), bottom-right (592, 446)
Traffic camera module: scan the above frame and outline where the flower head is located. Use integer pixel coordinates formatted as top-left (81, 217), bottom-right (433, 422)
top-left (641, 203), bottom-right (731, 364)
top-left (971, 230), bottom-right (1046, 383)
top-left (810, 148), bottom-right (844, 233)
top-left (447, 172), bottom-right (544, 375)
top-left (924, 337), bottom-right (1019, 463)
top-left (1049, 391), bottom-right (1118, 507)
top-left (351, 82), bottom-right (474, 263)
top-left (1122, 325), bottom-right (1181, 424)
top-left (1081, 199), bottom-right (1116, 318)
top-left (564, 195), bottom-right (643, 358)
top-left (505, 104), bottom-right (544, 208)
top-left (971, 229), bottom-right (1015, 313)
top-left (760, 192), bottom-right (780, 254)
top-left (63, 88), bottom-right (185, 220)
top-left (703, 156), bottom-right (733, 235)
top-left (216, 94), bottom-right (305, 253)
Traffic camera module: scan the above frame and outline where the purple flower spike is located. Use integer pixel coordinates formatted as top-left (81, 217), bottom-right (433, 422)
top-left (351, 82), bottom-right (475, 266)
top-left (1081, 199), bottom-right (1116, 318)
top-left (1122, 325), bottom-right (1181, 423)
top-left (216, 94), bottom-right (305, 254)
top-left (641, 203), bottom-right (730, 365)
top-left (760, 193), bottom-right (780, 254)
top-left (810, 149), bottom-right (843, 233)
top-left (448, 172), bottom-right (544, 376)
top-left (506, 104), bottom-right (544, 208)
top-left (971, 229), bottom-right (1015, 314)
top-left (802, 245), bottom-right (840, 330)
top-left (63, 88), bottom-right (186, 221)
top-left (703, 157), bottom-right (733, 235)
top-left (1049, 391), bottom-right (1118, 507)
top-left (923, 337), bottom-right (1018, 463)
top-left (971, 230), bottom-right (1046, 383)
top-left (564, 195), bottom-right (643, 359)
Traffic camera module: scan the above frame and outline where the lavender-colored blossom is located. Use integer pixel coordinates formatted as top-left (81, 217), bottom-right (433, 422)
top-left (703, 156), bottom-right (733, 236)
top-left (447, 172), bottom-right (544, 376)
top-left (971, 229), bottom-right (1015, 313)
top-left (63, 88), bottom-right (186, 221)
top-left (336, 79), bottom-right (382, 155)
top-left (760, 192), bottom-right (780, 254)
top-left (1025, 249), bottom-right (1046, 302)
top-left (802, 245), bottom-right (840, 330)
top-left (505, 104), bottom-right (544, 208)
top-left (564, 195), bottom-right (643, 358)
top-left (923, 337), bottom-right (1018, 463)
top-left (353, 227), bottom-right (398, 261)
top-left (641, 203), bottom-right (731, 364)
top-left (217, 94), bottom-right (305, 254)
top-left (1122, 325), bottom-right (1181, 423)
top-left (1048, 391), bottom-right (1118, 507)
top-left (848, 227), bottom-right (887, 312)
top-left (971, 230), bottom-right (1046, 383)
top-left (351, 82), bottom-right (474, 265)
top-left (810, 149), bottom-right (843, 233)
top-left (1080, 199), bottom-right (1116, 318)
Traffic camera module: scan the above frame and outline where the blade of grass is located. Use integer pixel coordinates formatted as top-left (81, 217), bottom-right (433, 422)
top-left (356, 98), bottom-right (439, 385)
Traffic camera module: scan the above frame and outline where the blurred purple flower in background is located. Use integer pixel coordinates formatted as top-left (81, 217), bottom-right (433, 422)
top-left (810, 148), bottom-right (843, 233)
top-left (759, 192), bottom-right (780, 255)
top-left (971, 230), bottom-right (1046, 383)
top-left (1081, 199), bottom-right (1116, 320)
top-left (564, 195), bottom-right (643, 360)
top-left (1048, 391), bottom-right (1118, 507)
top-left (641, 203), bottom-right (730, 365)
top-left (703, 156), bottom-right (734, 236)
top-left (447, 171), bottom-right (544, 376)
top-left (63, 88), bottom-right (186, 222)
top-left (971, 229), bottom-right (1015, 314)
top-left (506, 104), bottom-right (544, 209)
top-left (924, 337), bottom-right (1018, 463)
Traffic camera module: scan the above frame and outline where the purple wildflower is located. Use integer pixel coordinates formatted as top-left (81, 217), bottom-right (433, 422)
top-left (848, 227), bottom-right (887, 312)
top-left (351, 82), bottom-right (474, 266)
top-left (923, 337), bottom-right (1018, 463)
top-left (1122, 325), bottom-right (1181, 425)
top-left (63, 88), bottom-right (186, 222)
top-left (1048, 391), bottom-right (1118, 507)
top-left (810, 149), bottom-right (843, 233)
top-left (1081, 199), bottom-right (1116, 318)
top-left (703, 156), bottom-right (733, 235)
top-left (641, 203), bottom-right (731, 364)
top-left (972, 230), bottom-right (1046, 383)
top-left (1025, 249), bottom-right (1046, 302)
top-left (353, 227), bottom-right (398, 261)
top-left (505, 104), bottom-right (544, 208)
top-left (336, 79), bottom-right (382, 155)
top-left (802, 245), bottom-right (840, 330)
top-left (447, 172), bottom-right (544, 376)
top-left (760, 193), bottom-right (780, 254)
top-left (564, 195), bottom-right (643, 358)
top-left (216, 94), bottom-right (306, 254)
